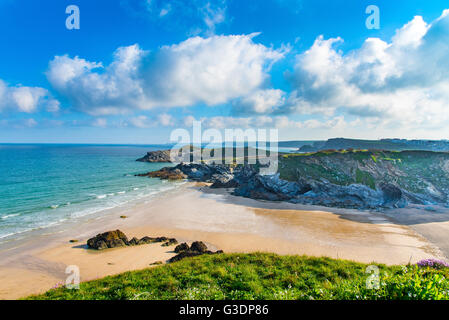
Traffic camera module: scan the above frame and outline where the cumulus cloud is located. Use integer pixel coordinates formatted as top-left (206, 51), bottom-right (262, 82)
top-left (47, 34), bottom-right (286, 115)
top-left (282, 11), bottom-right (449, 131)
top-left (232, 89), bottom-right (286, 114)
top-left (0, 80), bottom-right (56, 113)
top-left (47, 45), bottom-right (147, 116)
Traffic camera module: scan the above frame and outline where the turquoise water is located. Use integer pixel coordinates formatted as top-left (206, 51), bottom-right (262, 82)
top-left (0, 144), bottom-right (174, 243)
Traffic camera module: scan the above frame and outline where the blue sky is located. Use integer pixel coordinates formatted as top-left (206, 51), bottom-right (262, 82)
top-left (1, 0), bottom-right (449, 143)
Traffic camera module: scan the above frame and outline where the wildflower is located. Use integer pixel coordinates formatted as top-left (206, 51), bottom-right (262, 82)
top-left (416, 259), bottom-right (449, 270)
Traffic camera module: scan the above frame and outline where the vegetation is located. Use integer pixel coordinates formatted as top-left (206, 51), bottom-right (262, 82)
top-left (27, 253), bottom-right (449, 300)
top-left (279, 149), bottom-right (449, 196)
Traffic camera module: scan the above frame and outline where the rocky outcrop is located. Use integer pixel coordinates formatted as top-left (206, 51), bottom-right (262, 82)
top-left (136, 150), bottom-right (172, 163)
top-left (87, 230), bottom-right (129, 250)
top-left (137, 168), bottom-right (187, 180)
top-left (87, 230), bottom-right (178, 250)
top-left (169, 241), bottom-right (223, 263)
top-left (135, 149), bottom-right (449, 210)
top-left (138, 163), bottom-right (233, 184)
top-left (174, 242), bottom-right (189, 253)
top-left (137, 163), bottom-right (412, 209)
top-left (210, 173), bottom-right (239, 188)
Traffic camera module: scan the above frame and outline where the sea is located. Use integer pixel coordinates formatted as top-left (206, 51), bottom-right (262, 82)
top-left (0, 144), bottom-right (177, 245)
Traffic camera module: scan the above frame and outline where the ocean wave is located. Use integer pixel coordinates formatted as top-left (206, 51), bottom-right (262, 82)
top-left (1, 213), bottom-right (20, 220)
top-left (50, 205), bottom-right (59, 209)
top-left (0, 182), bottom-right (182, 244)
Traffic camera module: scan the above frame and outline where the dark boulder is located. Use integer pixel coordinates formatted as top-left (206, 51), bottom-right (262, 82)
top-left (174, 242), bottom-right (189, 253)
top-left (138, 236), bottom-right (170, 245)
top-left (210, 173), bottom-right (239, 188)
top-left (380, 182), bottom-right (404, 207)
top-left (87, 231), bottom-right (178, 250)
top-left (137, 168), bottom-right (187, 180)
top-left (168, 251), bottom-right (203, 263)
top-left (168, 241), bottom-right (223, 263)
top-left (129, 237), bottom-right (139, 246)
top-left (87, 230), bottom-right (129, 250)
top-left (136, 150), bottom-right (172, 163)
top-left (380, 183), bottom-right (402, 202)
top-left (190, 241), bottom-right (208, 253)
top-left (162, 238), bottom-right (178, 246)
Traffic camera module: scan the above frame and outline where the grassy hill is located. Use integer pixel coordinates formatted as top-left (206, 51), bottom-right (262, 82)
top-left (298, 138), bottom-right (449, 152)
top-left (279, 150), bottom-right (449, 201)
top-left (28, 253), bottom-right (449, 300)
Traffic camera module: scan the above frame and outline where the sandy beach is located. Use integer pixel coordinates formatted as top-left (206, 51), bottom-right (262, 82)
top-left (0, 183), bottom-right (447, 299)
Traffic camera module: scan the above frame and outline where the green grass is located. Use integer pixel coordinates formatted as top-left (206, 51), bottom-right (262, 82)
top-left (355, 169), bottom-right (376, 189)
top-left (27, 253), bottom-right (449, 300)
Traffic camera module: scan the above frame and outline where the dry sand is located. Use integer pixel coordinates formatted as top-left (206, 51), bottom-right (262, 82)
top-left (0, 183), bottom-right (446, 299)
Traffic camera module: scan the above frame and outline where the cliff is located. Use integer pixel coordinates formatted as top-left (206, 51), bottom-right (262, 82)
top-left (136, 149), bottom-right (449, 209)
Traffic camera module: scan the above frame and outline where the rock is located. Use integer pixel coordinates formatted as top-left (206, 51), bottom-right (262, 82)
top-left (137, 168), bottom-right (187, 180)
top-left (87, 230), bottom-right (129, 250)
top-left (210, 173), bottom-right (239, 188)
top-left (168, 240), bottom-right (223, 263)
top-left (136, 150), bottom-right (172, 163)
top-left (129, 237), bottom-right (139, 246)
top-left (138, 163), bottom-right (233, 183)
top-left (380, 182), bottom-right (403, 206)
top-left (138, 236), bottom-right (169, 245)
top-left (162, 238), bottom-right (178, 246)
top-left (190, 241), bottom-right (208, 253)
top-left (168, 250), bottom-right (203, 263)
top-left (87, 231), bottom-right (177, 250)
top-left (174, 242), bottom-right (189, 253)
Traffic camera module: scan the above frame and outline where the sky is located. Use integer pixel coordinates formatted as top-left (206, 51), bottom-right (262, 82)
top-left (1, 0), bottom-right (449, 143)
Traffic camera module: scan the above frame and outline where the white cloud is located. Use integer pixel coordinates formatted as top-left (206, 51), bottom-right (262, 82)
top-left (0, 79), bottom-right (53, 113)
top-left (92, 118), bottom-right (108, 128)
top-left (0, 118), bottom-right (38, 128)
top-left (143, 34), bottom-right (286, 108)
top-left (157, 113), bottom-right (175, 126)
top-left (200, 1), bottom-right (226, 35)
top-left (233, 89), bottom-right (286, 114)
top-left (283, 10), bottom-right (449, 132)
top-left (47, 45), bottom-right (147, 116)
top-left (47, 34), bottom-right (286, 115)
top-left (129, 115), bottom-right (152, 128)
top-left (128, 113), bottom-right (175, 128)
top-left (128, 0), bottom-right (227, 35)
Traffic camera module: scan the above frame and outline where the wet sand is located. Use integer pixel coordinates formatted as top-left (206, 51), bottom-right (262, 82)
top-left (0, 183), bottom-right (446, 299)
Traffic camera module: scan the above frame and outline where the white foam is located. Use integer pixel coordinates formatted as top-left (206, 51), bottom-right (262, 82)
top-left (1, 214), bottom-right (20, 220)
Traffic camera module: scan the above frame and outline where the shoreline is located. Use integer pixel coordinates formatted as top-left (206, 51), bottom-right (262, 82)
top-left (0, 183), bottom-right (447, 299)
